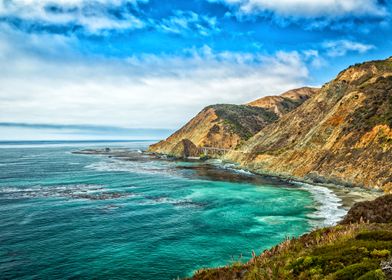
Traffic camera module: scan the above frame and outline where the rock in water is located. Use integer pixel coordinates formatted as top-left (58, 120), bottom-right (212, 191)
top-left (171, 139), bottom-right (200, 158)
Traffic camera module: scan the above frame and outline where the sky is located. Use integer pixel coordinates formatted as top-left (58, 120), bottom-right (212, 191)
top-left (0, 0), bottom-right (391, 140)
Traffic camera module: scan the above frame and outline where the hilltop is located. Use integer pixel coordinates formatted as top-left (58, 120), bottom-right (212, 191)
top-left (148, 87), bottom-right (318, 158)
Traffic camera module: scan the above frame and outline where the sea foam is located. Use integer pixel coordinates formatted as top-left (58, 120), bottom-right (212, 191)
top-left (292, 181), bottom-right (347, 228)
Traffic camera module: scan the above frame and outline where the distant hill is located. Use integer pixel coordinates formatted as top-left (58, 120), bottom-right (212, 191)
top-left (148, 87), bottom-right (317, 158)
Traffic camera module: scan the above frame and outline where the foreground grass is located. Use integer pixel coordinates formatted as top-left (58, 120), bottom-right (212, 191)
top-left (190, 223), bottom-right (392, 279)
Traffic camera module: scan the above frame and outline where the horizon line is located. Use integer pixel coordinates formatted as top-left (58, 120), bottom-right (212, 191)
top-left (0, 122), bottom-right (175, 131)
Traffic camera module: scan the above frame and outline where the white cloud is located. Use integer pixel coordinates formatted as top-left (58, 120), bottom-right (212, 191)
top-left (0, 27), bottom-right (310, 130)
top-left (211, 0), bottom-right (387, 18)
top-left (303, 49), bottom-right (326, 68)
top-left (323, 40), bottom-right (375, 57)
top-left (158, 11), bottom-right (219, 36)
top-left (0, 1), bottom-right (220, 36)
top-left (0, 0), bottom-right (147, 33)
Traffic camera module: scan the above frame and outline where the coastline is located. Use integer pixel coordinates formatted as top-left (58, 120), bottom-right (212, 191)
top-left (207, 158), bottom-right (382, 228)
top-left (74, 147), bottom-right (386, 278)
top-left (244, 165), bottom-right (382, 209)
top-left (76, 148), bottom-right (382, 228)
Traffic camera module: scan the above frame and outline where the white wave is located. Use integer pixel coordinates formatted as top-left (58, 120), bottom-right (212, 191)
top-left (0, 184), bottom-right (103, 195)
top-left (255, 215), bottom-right (307, 226)
top-left (205, 159), bottom-right (223, 164)
top-left (209, 161), bottom-right (254, 176)
top-left (292, 181), bottom-right (347, 228)
top-left (87, 160), bottom-right (152, 172)
top-left (86, 161), bottom-right (129, 172)
top-left (19, 213), bottom-right (35, 225)
top-left (85, 159), bottom-right (177, 179)
top-left (232, 168), bottom-right (253, 175)
top-left (138, 196), bottom-right (203, 208)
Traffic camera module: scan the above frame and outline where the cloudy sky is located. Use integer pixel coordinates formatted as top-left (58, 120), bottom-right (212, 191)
top-left (0, 0), bottom-right (391, 140)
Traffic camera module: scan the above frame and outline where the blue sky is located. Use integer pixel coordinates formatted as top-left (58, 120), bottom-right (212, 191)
top-left (0, 0), bottom-right (391, 139)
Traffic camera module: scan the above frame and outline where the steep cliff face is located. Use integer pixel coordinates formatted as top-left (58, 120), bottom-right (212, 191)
top-left (148, 88), bottom-right (317, 158)
top-left (228, 57), bottom-right (392, 191)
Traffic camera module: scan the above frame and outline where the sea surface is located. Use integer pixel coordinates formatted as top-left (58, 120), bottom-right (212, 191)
top-left (0, 140), bottom-right (348, 279)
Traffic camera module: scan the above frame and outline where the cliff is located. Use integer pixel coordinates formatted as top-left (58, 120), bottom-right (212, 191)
top-left (190, 195), bottom-right (392, 280)
top-left (227, 57), bottom-right (392, 192)
top-left (148, 87), bottom-right (317, 158)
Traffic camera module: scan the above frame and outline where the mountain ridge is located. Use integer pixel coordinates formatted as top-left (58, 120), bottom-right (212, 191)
top-left (226, 57), bottom-right (392, 191)
top-left (148, 87), bottom-right (318, 158)
top-left (149, 56), bottom-right (392, 192)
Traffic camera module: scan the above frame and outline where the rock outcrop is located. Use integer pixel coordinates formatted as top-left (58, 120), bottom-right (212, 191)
top-left (227, 57), bottom-right (392, 191)
top-left (149, 87), bottom-right (317, 158)
top-left (170, 139), bottom-right (200, 158)
top-left (340, 195), bottom-right (392, 224)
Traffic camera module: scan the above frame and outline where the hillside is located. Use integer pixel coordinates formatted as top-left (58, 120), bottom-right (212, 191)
top-left (148, 87), bottom-right (317, 158)
top-left (248, 87), bottom-right (318, 117)
top-left (190, 195), bottom-right (392, 280)
top-left (227, 57), bottom-right (392, 192)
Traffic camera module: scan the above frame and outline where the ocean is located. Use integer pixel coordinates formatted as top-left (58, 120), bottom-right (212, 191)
top-left (0, 140), bottom-right (347, 279)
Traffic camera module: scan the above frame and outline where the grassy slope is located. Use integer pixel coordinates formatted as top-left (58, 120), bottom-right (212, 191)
top-left (191, 223), bottom-right (392, 280)
top-left (190, 195), bottom-right (392, 279)
top-left (210, 104), bottom-right (278, 140)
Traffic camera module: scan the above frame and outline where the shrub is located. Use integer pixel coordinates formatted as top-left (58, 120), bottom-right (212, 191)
top-left (371, 249), bottom-right (391, 258)
top-left (357, 269), bottom-right (386, 280)
top-left (356, 231), bottom-right (392, 241)
top-left (333, 262), bottom-right (378, 280)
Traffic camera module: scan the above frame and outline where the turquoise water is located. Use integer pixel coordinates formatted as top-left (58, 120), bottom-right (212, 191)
top-left (0, 141), bottom-right (330, 279)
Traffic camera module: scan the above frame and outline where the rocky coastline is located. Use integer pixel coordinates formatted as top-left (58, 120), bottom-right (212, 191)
top-left (149, 57), bottom-right (392, 193)
top-left (73, 147), bottom-right (381, 211)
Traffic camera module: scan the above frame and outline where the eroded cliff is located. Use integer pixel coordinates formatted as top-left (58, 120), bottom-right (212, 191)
top-left (149, 87), bottom-right (317, 158)
top-left (227, 57), bottom-right (392, 191)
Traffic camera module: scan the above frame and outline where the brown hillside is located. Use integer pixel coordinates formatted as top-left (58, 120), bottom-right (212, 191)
top-left (248, 87), bottom-right (318, 117)
top-left (149, 88), bottom-right (317, 158)
top-left (227, 57), bottom-right (392, 191)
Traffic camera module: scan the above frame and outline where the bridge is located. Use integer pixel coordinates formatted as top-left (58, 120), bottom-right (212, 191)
top-left (200, 146), bottom-right (241, 156)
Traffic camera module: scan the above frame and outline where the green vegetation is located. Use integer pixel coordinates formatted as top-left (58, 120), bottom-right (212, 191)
top-left (374, 60), bottom-right (392, 71)
top-left (208, 104), bottom-right (278, 140)
top-left (347, 76), bottom-right (392, 133)
top-left (191, 223), bottom-right (392, 280)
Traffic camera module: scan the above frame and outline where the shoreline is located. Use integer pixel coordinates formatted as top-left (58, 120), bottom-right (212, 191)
top-left (75, 147), bottom-right (382, 228)
top-left (205, 158), bottom-right (382, 228)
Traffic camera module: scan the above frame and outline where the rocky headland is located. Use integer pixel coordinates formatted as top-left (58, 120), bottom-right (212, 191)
top-left (149, 57), bottom-right (392, 192)
top-left (148, 87), bottom-right (318, 158)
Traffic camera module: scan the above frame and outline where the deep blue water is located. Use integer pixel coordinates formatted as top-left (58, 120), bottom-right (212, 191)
top-left (0, 141), bottom-right (342, 279)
